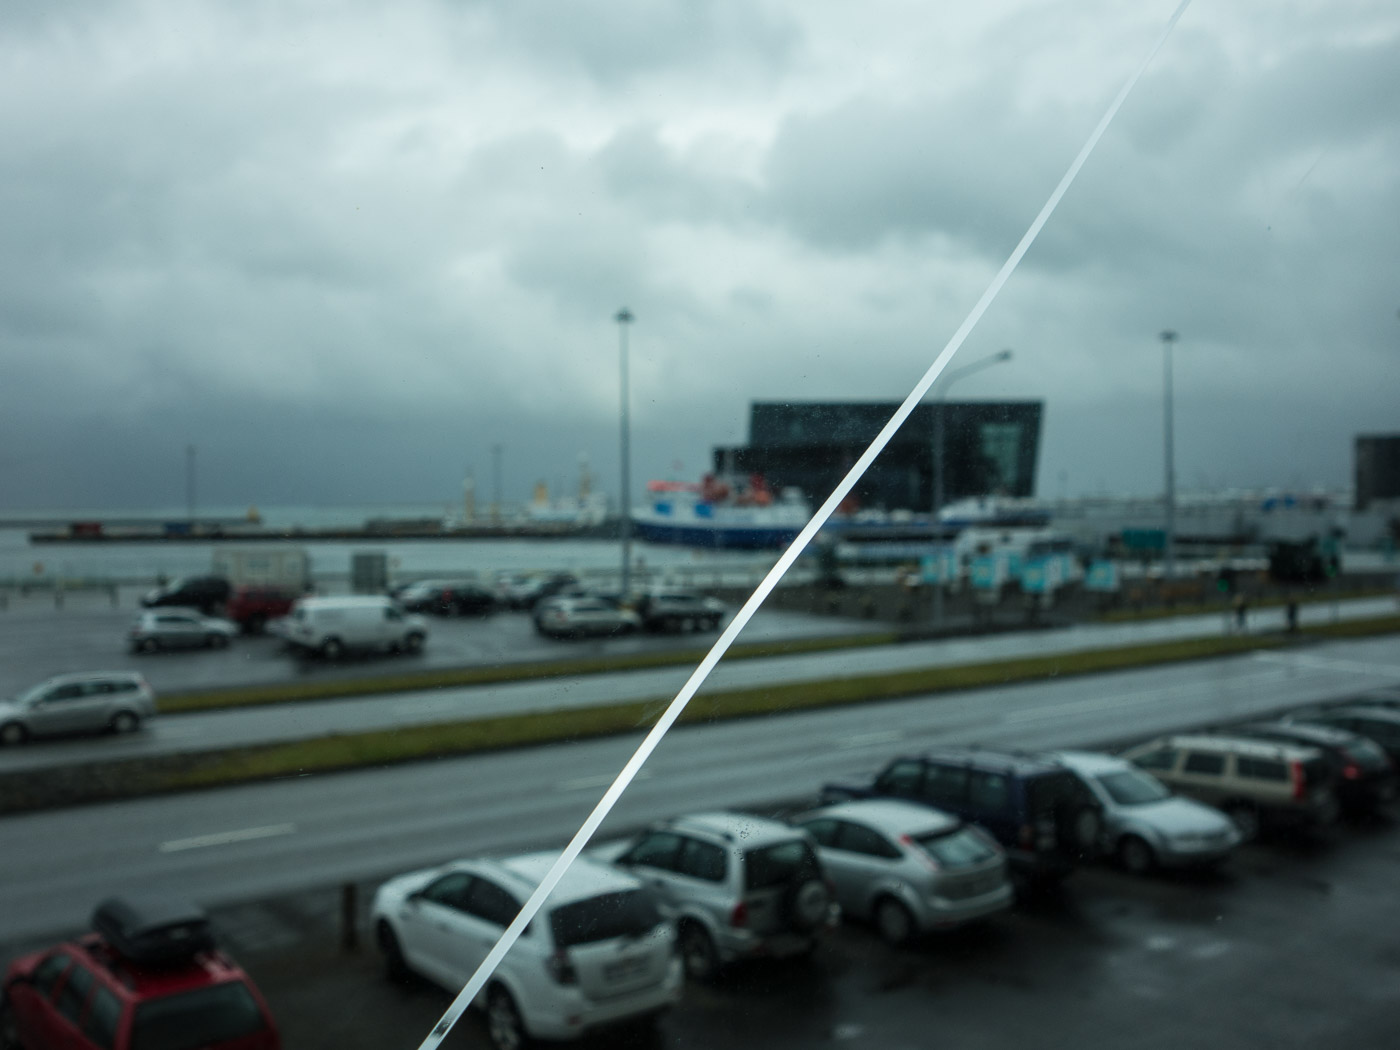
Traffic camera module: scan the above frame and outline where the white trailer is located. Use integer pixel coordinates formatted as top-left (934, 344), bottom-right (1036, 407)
top-left (211, 547), bottom-right (310, 589)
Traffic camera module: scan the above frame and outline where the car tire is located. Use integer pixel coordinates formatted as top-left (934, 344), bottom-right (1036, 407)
top-left (403, 632), bottom-right (425, 654)
top-left (682, 617), bottom-right (697, 632)
top-left (1224, 803), bottom-right (1261, 843)
top-left (485, 985), bottom-right (529, 1050)
top-left (320, 637), bottom-right (345, 660)
top-left (0, 722), bottom-right (28, 747)
top-left (142, 637), bottom-right (160, 653)
top-left (678, 922), bottom-right (720, 983)
top-left (110, 710), bottom-right (140, 735)
top-left (1, 995), bottom-right (21, 1050)
top-left (1117, 835), bottom-right (1156, 876)
top-left (245, 615), bottom-right (266, 635)
top-left (376, 921), bottom-right (413, 984)
top-left (873, 896), bottom-right (916, 945)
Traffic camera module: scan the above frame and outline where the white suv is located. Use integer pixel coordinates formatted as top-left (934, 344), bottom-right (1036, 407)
top-left (371, 852), bottom-right (681, 1050)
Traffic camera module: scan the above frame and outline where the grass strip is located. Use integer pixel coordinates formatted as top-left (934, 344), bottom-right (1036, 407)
top-left (12, 613), bottom-right (1389, 813)
top-left (1095, 587), bottom-right (1393, 623)
top-left (155, 630), bottom-right (903, 715)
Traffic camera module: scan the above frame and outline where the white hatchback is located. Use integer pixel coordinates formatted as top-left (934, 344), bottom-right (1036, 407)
top-left (372, 851), bottom-right (682, 1050)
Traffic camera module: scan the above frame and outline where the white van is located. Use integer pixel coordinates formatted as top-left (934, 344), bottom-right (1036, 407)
top-left (280, 596), bottom-right (428, 659)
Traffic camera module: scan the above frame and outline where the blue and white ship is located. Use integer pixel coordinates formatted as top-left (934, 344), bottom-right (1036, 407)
top-left (631, 477), bottom-right (810, 550)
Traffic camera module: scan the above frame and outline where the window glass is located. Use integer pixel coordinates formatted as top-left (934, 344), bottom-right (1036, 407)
top-left (84, 984), bottom-right (123, 1050)
top-left (420, 872), bottom-right (473, 910)
top-left (676, 838), bottom-right (728, 882)
top-left (875, 760), bottom-right (924, 797)
top-left (622, 831), bottom-right (684, 872)
top-left (1095, 770), bottom-right (1171, 805)
top-left (32, 952), bottom-right (71, 997)
top-left (550, 890), bottom-right (661, 949)
top-left (913, 826), bottom-right (999, 867)
top-left (1132, 748), bottom-right (1179, 771)
top-left (55, 963), bottom-right (94, 1025)
top-left (130, 982), bottom-right (267, 1050)
top-left (799, 818), bottom-right (841, 847)
top-left (744, 840), bottom-right (820, 891)
top-left (1236, 757), bottom-right (1286, 780)
top-left (836, 822), bottom-right (900, 859)
top-left (967, 771), bottom-right (1011, 811)
top-left (1183, 752), bottom-right (1225, 776)
top-left (461, 879), bottom-right (521, 928)
top-left (923, 764), bottom-right (969, 806)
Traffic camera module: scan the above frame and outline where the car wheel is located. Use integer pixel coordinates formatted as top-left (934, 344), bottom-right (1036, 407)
top-left (1224, 803), bottom-right (1261, 843)
top-left (874, 896), bottom-right (916, 946)
top-left (485, 986), bottom-right (528, 1050)
top-left (208, 633), bottom-right (229, 649)
top-left (682, 617), bottom-right (697, 632)
top-left (110, 710), bottom-right (140, 735)
top-left (142, 637), bottom-right (160, 653)
top-left (0, 722), bottom-right (28, 747)
top-left (1117, 835), bottom-right (1156, 876)
top-left (245, 615), bottom-right (266, 635)
top-left (678, 922), bottom-right (720, 982)
top-left (376, 921), bottom-right (413, 984)
top-left (403, 632), bottom-right (425, 654)
top-left (320, 637), bottom-right (344, 660)
top-left (1, 995), bottom-right (21, 1050)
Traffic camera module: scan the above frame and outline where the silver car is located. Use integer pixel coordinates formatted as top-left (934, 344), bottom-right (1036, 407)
top-left (607, 812), bottom-right (838, 981)
top-left (0, 672), bottom-right (157, 745)
top-left (1053, 750), bottom-right (1241, 873)
top-left (129, 610), bottom-right (238, 653)
top-left (794, 799), bottom-right (1013, 945)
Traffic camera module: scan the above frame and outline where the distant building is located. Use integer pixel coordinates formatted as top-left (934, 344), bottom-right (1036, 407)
top-left (713, 401), bottom-right (1043, 512)
top-left (1355, 434), bottom-right (1400, 511)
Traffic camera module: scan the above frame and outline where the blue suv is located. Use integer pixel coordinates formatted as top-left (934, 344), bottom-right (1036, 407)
top-left (822, 748), bottom-right (1104, 883)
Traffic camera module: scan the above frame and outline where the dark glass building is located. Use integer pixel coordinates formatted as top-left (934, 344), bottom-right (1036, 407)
top-left (713, 401), bottom-right (1043, 512)
top-left (1355, 434), bottom-right (1400, 510)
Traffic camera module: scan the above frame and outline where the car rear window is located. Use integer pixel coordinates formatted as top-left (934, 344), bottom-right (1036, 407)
top-left (910, 826), bottom-right (999, 867)
top-left (130, 981), bottom-right (268, 1050)
top-left (744, 840), bottom-right (820, 891)
top-left (549, 890), bottom-right (661, 949)
top-left (1095, 769), bottom-right (1171, 805)
top-left (1024, 770), bottom-right (1088, 816)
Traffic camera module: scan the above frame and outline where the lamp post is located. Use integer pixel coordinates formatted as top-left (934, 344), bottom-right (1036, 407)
top-left (185, 445), bottom-right (196, 525)
top-left (931, 348), bottom-right (1013, 623)
top-left (616, 308), bottom-right (634, 597)
top-left (1160, 329), bottom-right (1178, 583)
top-left (491, 444), bottom-right (503, 525)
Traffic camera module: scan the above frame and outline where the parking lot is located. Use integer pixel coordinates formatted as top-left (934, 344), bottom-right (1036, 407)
top-left (192, 808), bottom-right (1400, 1050)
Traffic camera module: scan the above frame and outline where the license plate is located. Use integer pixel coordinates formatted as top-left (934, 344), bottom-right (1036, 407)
top-left (604, 955), bottom-right (648, 982)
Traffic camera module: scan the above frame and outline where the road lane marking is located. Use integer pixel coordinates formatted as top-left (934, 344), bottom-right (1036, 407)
top-left (158, 823), bottom-right (297, 853)
top-left (557, 772), bottom-right (652, 792)
top-left (1252, 651), bottom-right (1400, 679)
top-left (835, 730), bottom-right (905, 749)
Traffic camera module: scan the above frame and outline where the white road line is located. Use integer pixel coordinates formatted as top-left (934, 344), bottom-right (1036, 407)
top-left (557, 771), bottom-right (653, 792)
top-left (835, 730), bottom-right (906, 750)
top-left (158, 823), bottom-right (297, 853)
top-left (1252, 651), bottom-right (1400, 679)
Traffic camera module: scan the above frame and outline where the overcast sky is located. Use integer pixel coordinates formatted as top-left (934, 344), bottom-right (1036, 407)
top-left (1, 0), bottom-right (1397, 513)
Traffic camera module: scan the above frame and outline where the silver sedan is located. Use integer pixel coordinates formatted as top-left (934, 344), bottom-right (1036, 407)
top-left (1053, 750), bottom-right (1241, 874)
top-left (794, 798), bottom-right (1013, 945)
top-left (129, 610), bottom-right (238, 653)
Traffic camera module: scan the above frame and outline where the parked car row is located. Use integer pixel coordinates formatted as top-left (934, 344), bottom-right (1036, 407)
top-left (364, 690), bottom-right (1400, 1048)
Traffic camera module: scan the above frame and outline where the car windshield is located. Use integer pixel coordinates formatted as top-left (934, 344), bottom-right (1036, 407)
top-left (130, 981), bottom-right (268, 1050)
top-left (549, 889), bottom-right (661, 948)
top-left (744, 840), bottom-right (820, 891)
top-left (1094, 769), bottom-right (1172, 806)
top-left (911, 825), bottom-right (999, 867)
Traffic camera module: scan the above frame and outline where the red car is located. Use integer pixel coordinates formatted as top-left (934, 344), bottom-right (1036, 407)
top-left (224, 586), bottom-right (299, 634)
top-left (1, 898), bottom-right (280, 1050)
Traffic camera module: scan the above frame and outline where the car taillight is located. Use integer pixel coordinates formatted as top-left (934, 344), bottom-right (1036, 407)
top-left (546, 949), bottom-right (577, 985)
top-left (1342, 763), bottom-right (1362, 781)
top-left (1290, 761), bottom-right (1306, 800)
top-left (729, 901), bottom-right (748, 928)
top-left (900, 833), bottom-right (940, 873)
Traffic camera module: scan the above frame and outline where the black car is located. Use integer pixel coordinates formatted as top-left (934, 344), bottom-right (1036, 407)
top-left (1232, 721), bottom-right (1397, 813)
top-left (1294, 707), bottom-right (1400, 767)
top-left (396, 580), bottom-right (497, 617)
top-left (139, 575), bottom-right (232, 615)
top-left (822, 748), bottom-right (1103, 884)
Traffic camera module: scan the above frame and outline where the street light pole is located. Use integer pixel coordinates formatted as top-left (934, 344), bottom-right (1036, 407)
top-left (185, 444), bottom-right (196, 524)
top-left (491, 444), bottom-right (503, 524)
top-left (616, 308), bottom-right (635, 597)
top-left (1160, 329), bottom-right (1178, 584)
top-left (931, 348), bottom-right (1013, 624)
